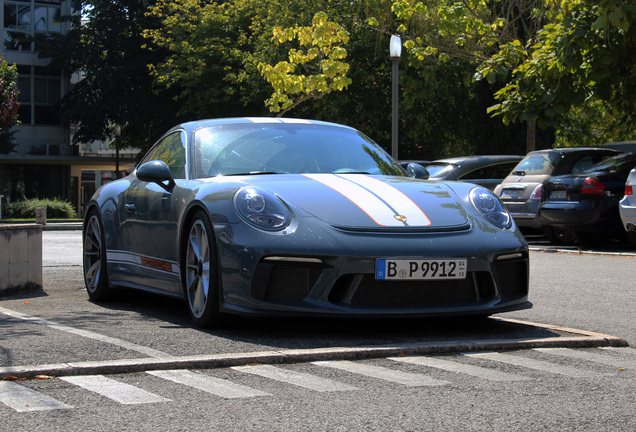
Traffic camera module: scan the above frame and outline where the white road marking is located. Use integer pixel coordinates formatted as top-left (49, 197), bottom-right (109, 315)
top-left (0, 381), bottom-right (72, 412)
top-left (464, 352), bottom-right (612, 378)
top-left (534, 348), bottom-right (636, 370)
top-left (232, 365), bottom-right (358, 392)
top-left (60, 375), bottom-right (170, 405)
top-left (147, 369), bottom-right (270, 399)
top-left (313, 360), bottom-right (448, 386)
top-left (0, 306), bottom-right (170, 358)
top-left (389, 356), bottom-right (530, 382)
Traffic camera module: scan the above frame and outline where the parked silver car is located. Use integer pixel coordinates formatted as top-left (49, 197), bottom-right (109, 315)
top-left (494, 148), bottom-right (619, 242)
top-left (424, 155), bottom-right (522, 191)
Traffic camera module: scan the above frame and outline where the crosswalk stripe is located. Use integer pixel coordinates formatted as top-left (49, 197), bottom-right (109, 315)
top-left (389, 356), bottom-right (530, 382)
top-left (232, 365), bottom-right (358, 392)
top-left (534, 348), bottom-right (636, 370)
top-left (60, 375), bottom-right (170, 405)
top-left (313, 360), bottom-right (449, 386)
top-left (464, 352), bottom-right (612, 378)
top-left (0, 381), bottom-right (72, 412)
top-left (600, 347), bottom-right (636, 357)
top-left (147, 369), bottom-right (271, 399)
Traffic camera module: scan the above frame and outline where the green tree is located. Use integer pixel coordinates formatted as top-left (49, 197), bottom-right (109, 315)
top-left (258, 12), bottom-right (352, 116)
top-left (0, 56), bottom-right (20, 154)
top-left (35, 0), bottom-right (183, 154)
top-left (483, 0), bottom-right (636, 145)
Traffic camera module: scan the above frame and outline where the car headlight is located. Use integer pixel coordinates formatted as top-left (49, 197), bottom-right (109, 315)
top-left (470, 187), bottom-right (512, 229)
top-left (234, 186), bottom-right (291, 231)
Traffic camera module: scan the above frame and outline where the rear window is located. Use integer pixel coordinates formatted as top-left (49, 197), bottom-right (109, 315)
top-left (512, 153), bottom-right (561, 175)
top-left (583, 152), bottom-right (636, 175)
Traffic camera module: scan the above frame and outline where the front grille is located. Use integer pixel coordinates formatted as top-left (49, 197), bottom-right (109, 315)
top-left (329, 272), bottom-right (495, 308)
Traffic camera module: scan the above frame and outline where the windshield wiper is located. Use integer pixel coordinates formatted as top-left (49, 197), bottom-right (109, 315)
top-left (223, 171), bottom-right (285, 176)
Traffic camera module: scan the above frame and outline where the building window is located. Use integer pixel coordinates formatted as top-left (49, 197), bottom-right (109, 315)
top-left (3, 0), bottom-right (62, 51)
top-left (17, 66), bottom-right (62, 125)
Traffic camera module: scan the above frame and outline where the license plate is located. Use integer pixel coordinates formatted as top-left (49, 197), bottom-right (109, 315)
top-left (376, 258), bottom-right (467, 280)
top-left (501, 189), bottom-right (523, 199)
top-left (549, 190), bottom-right (567, 200)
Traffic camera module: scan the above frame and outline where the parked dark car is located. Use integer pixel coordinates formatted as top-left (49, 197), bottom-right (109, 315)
top-left (398, 160), bottom-right (430, 171)
top-left (494, 148), bottom-right (619, 242)
top-left (539, 152), bottom-right (636, 248)
top-left (424, 155), bottom-right (522, 190)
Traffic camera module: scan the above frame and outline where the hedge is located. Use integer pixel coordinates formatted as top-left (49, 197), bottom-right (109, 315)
top-left (3, 198), bottom-right (77, 219)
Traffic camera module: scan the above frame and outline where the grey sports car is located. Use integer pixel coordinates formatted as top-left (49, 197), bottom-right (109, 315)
top-left (83, 118), bottom-right (531, 327)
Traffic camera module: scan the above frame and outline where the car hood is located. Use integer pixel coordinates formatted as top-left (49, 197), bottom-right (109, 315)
top-left (253, 174), bottom-right (470, 231)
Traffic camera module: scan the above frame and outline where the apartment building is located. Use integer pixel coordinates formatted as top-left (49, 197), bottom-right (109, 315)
top-left (0, 0), bottom-right (135, 217)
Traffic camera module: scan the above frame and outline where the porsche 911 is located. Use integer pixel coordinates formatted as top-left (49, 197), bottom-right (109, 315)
top-left (83, 118), bottom-right (531, 327)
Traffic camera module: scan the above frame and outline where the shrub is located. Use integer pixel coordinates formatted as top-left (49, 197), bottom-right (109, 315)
top-left (3, 198), bottom-right (77, 219)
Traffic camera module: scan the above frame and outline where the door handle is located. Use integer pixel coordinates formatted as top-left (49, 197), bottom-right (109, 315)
top-left (125, 203), bottom-right (135, 212)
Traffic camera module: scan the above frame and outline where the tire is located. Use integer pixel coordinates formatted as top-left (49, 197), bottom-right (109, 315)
top-left (627, 231), bottom-right (636, 247)
top-left (183, 210), bottom-right (225, 328)
top-left (542, 226), bottom-right (575, 245)
top-left (573, 231), bottom-right (604, 249)
top-left (83, 209), bottom-right (112, 300)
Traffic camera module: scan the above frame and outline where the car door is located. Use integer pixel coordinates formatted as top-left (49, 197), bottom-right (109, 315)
top-left (121, 131), bottom-right (187, 293)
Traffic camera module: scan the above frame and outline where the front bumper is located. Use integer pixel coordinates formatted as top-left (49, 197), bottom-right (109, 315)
top-left (215, 219), bottom-right (531, 318)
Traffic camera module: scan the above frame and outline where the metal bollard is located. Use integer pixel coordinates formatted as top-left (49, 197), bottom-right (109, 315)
top-left (35, 207), bottom-right (47, 225)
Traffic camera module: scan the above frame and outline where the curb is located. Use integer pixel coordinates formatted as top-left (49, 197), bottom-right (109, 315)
top-left (0, 318), bottom-right (628, 379)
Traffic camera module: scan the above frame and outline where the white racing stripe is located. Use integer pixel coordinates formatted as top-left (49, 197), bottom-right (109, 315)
top-left (232, 365), bottom-right (358, 392)
top-left (60, 375), bottom-right (170, 405)
top-left (389, 356), bottom-right (529, 382)
top-left (303, 174), bottom-right (430, 227)
top-left (313, 360), bottom-right (448, 386)
top-left (0, 381), bottom-right (72, 412)
top-left (147, 370), bottom-right (270, 399)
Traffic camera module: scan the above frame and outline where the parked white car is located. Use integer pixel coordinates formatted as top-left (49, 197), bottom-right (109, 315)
top-left (619, 165), bottom-right (636, 245)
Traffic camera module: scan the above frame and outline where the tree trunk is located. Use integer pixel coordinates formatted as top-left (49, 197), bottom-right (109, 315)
top-left (526, 118), bottom-right (536, 153)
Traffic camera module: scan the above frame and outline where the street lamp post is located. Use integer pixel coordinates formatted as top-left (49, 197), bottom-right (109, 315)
top-left (114, 124), bottom-right (121, 179)
top-left (390, 35), bottom-right (402, 161)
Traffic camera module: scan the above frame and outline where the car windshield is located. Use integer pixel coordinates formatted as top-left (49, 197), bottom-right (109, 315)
top-left (425, 163), bottom-right (455, 179)
top-left (512, 152), bottom-right (561, 175)
top-left (193, 123), bottom-right (405, 178)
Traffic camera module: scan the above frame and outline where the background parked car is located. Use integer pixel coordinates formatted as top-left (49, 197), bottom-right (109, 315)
top-left (619, 165), bottom-right (636, 246)
top-left (494, 148), bottom-right (619, 242)
top-left (539, 152), bottom-right (636, 248)
top-left (424, 155), bottom-right (522, 190)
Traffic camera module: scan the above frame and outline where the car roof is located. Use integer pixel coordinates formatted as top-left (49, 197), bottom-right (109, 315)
top-left (429, 155), bottom-right (522, 167)
top-left (525, 147), bottom-right (619, 155)
top-left (175, 117), bottom-right (353, 132)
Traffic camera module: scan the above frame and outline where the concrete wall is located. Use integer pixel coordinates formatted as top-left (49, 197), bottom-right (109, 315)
top-left (0, 224), bottom-right (42, 295)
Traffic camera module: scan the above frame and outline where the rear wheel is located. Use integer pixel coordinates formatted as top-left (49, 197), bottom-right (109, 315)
top-left (542, 226), bottom-right (575, 245)
top-left (183, 211), bottom-right (225, 328)
top-left (83, 210), bottom-right (112, 300)
top-left (573, 231), bottom-right (604, 249)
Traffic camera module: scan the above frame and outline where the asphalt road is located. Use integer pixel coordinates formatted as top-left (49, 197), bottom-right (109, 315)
top-left (0, 230), bottom-right (634, 431)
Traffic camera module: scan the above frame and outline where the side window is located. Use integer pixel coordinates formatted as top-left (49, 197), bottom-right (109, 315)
top-left (570, 156), bottom-right (594, 173)
top-left (490, 161), bottom-right (519, 178)
top-left (460, 166), bottom-right (490, 180)
top-left (140, 131), bottom-right (187, 179)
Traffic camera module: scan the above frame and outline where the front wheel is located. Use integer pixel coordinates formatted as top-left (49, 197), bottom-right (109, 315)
top-left (183, 210), bottom-right (225, 328)
top-left (83, 210), bottom-right (112, 300)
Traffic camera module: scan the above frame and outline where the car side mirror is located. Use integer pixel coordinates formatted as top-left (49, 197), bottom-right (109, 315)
top-left (136, 160), bottom-right (176, 191)
top-left (407, 163), bottom-right (430, 179)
